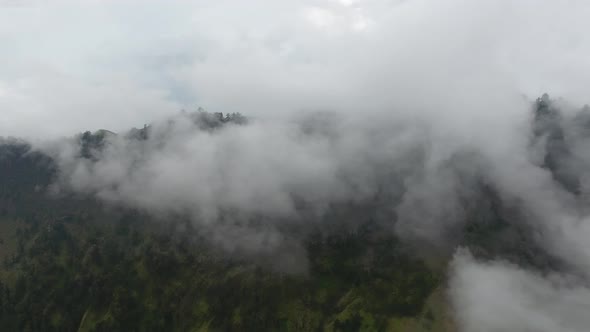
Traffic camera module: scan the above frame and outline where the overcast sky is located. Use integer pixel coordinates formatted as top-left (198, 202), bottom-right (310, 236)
top-left (1, 0), bottom-right (590, 138)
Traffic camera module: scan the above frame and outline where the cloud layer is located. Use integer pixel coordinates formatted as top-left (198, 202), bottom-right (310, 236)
top-left (2, 0), bottom-right (590, 138)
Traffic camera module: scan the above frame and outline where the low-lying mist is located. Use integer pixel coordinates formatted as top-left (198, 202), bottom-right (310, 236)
top-left (21, 93), bottom-right (590, 330)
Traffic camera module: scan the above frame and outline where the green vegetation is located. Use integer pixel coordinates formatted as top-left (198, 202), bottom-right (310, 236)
top-left (0, 211), bottom-right (448, 331)
top-left (0, 133), bottom-right (452, 331)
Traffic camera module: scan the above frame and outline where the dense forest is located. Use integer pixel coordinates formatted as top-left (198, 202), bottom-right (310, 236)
top-left (0, 95), bottom-right (585, 331)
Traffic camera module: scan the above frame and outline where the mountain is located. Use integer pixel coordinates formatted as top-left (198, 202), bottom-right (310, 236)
top-left (0, 98), bottom-right (585, 332)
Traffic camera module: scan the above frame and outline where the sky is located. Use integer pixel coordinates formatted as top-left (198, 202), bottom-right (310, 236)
top-left (1, 0), bottom-right (590, 138)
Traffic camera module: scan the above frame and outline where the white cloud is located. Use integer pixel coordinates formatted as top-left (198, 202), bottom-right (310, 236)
top-left (1, 0), bottom-right (589, 138)
top-left (305, 7), bottom-right (338, 29)
top-left (451, 251), bottom-right (590, 332)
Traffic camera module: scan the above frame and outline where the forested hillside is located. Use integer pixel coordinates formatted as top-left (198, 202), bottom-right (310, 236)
top-left (0, 95), bottom-right (585, 331)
